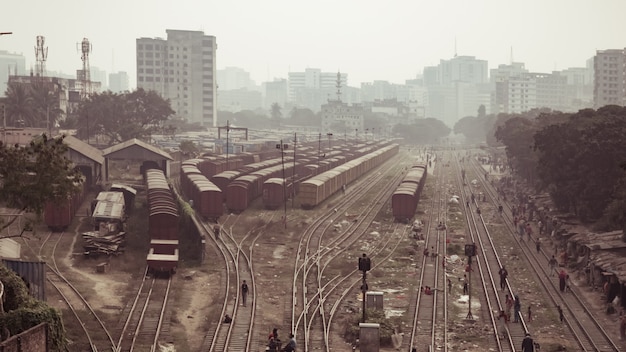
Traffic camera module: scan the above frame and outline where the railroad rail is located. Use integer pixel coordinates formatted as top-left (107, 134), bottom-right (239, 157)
top-left (406, 152), bottom-right (448, 351)
top-left (466, 153), bottom-right (621, 351)
top-left (291, 152), bottom-right (409, 351)
top-left (116, 267), bottom-right (173, 352)
top-left (22, 230), bottom-right (116, 351)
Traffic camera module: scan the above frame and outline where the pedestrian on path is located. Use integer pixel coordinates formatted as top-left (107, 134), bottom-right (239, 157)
top-left (548, 255), bottom-right (557, 276)
top-left (527, 305), bottom-right (532, 322)
top-left (557, 305), bottom-right (564, 322)
top-left (521, 333), bottom-right (535, 352)
top-left (559, 269), bottom-right (567, 292)
top-left (535, 238), bottom-right (541, 253)
top-left (513, 295), bottom-right (521, 323)
top-left (499, 266), bottom-right (508, 291)
top-left (241, 280), bottom-right (249, 306)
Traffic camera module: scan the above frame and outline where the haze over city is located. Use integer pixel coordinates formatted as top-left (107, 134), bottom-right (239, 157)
top-left (2, 0), bottom-right (626, 88)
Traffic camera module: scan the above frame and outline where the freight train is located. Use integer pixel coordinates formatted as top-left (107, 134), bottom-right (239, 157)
top-left (299, 144), bottom-right (400, 209)
top-left (145, 168), bottom-right (179, 275)
top-left (391, 163), bottom-right (428, 223)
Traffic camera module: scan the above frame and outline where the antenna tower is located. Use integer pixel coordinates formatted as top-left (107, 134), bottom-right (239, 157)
top-left (335, 71), bottom-right (342, 102)
top-left (78, 38), bottom-right (92, 98)
top-left (34, 35), bottom-right (48, 78)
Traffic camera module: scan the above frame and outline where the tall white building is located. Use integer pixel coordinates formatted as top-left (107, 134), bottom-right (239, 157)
top-left (439, 56), bottom-right (489, 85)
top-left (217, 67), bottom-right (254, 91)
top-left (137, 29), bottom-right (217, 126)
top-left (288, 68), bottom-right (347, 111)
top-left (0, 51), bottom-right (26, 95)
top-left (263, 79), bottom-right (288, 109)
top-left (109, 71), bottom-right (130, 93)
top-left (593, 48), bottom-right (626, 108)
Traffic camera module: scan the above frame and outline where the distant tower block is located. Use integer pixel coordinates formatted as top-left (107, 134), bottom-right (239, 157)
top-left (78, 38), bottom-right (92, 98)
top-left (34, 35), bottom-right (48, 78)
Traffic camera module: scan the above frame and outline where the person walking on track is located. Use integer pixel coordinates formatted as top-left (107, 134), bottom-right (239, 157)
top-left (548, 255), bottom-right (557, 276)
top-left (499, 266), bottom-right (508, 291)
top-left (241, 280), bottom-right (249, 307)
top-left (521, 333), bottom-right (535, 352)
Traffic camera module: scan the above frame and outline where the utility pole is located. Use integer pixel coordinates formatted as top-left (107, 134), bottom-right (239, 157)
top-left (292, 133), bottom-right (297, 208)
top-left (277, 141), bottom-right (288, 228)
top-left (465, 243), bottom-right (476, 320)
top-left (226, 120), bottom-right (230, 167)
top-left (358, 253), bottom-right (371, 323)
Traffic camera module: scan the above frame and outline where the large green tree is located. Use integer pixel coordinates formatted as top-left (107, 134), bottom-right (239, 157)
top-left (74, 88), bottom-right (174, 145)
top-left (3, 82), bottom-right (33, 127)
top-left (393, 118), bottom-right (450, 144)
top-left (0, 134), bottom-right (83, 237)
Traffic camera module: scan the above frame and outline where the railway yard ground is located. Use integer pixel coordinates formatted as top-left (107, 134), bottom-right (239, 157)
top-left (9, 146), bottom-right (626, 352)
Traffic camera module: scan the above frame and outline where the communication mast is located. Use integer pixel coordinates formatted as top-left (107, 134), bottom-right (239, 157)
top-left (77, 38), bottom-right (92, 98)
top-left (34, 35), bottom-right (48, 78)
top-left (335, 71), bottom-right (342, 102)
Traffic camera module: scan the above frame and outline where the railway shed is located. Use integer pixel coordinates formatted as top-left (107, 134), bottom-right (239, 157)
top-left (102, 138), bottom-right (173, 181)
top-left (565, 230), bottom-right (626, 311)
top-left (63, 135), bottom-right (104, 188)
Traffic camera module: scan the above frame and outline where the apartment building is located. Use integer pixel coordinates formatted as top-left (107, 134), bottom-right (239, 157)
top-left (137, 30), bottom-right (217, 126)
top-left (593, 49), bottom-right (625, 108)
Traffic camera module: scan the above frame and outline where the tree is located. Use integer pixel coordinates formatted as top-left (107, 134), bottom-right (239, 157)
top-left (4, 82), bottom-right (33, 127)
top-left (271, 103), bottom-right (282, 121)
top-left (393, 118), bottom-right (450, 144)
top-left (75, 89), bottom-right (174, 145)
top-left (30, 81), bottom-right (62, 130)
top-left (179, 140), bottom-right (199, 157)
top-left (0, 134), bottom-right (83, 238)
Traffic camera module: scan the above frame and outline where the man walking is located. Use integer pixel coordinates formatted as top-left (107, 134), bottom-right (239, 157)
top-left (521, 333), bottom-right (535, 352)
top-left (548, 255), bottom-right (557, 276)
top-left (499, 266), bottom-right (508, 291)
top-left (241, 280), bottom-right (249, 307)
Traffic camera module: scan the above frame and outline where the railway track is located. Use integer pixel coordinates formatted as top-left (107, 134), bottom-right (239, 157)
top-left (291, 152), bottom-right (410, 351)
top-left (116, 267), bottom-right (173, 352)
top-left (452, 152), bottom-right (524, 351)
top-left (467, 154), bottom-right (621, 351)
top-left (196, 210), bottom-right (276, 352)
top-left (406, 152), bottom-right (448, 352)
top-left (22, 229), bottom-right (116, 351)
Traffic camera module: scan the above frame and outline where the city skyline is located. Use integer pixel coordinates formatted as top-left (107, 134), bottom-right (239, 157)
top-left (1, 0), bottom-right (625, 89)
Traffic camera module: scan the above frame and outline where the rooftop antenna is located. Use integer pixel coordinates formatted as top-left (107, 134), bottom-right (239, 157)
top-left (77, 38), bottom-right (92, 99)
top-left (34, 35), bottom-right (48, 78)
top-left (335, 71), bottom-right (342, 102)
top-left (510, 46), bottom-right (513, 64)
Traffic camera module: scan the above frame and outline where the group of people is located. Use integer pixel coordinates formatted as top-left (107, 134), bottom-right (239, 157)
top-left (267, 328), bottom-right (296, 352)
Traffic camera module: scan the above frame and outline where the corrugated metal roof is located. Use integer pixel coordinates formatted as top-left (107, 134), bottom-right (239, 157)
top-left (63, 135), bottom-right (104, 164)
top-left (102, 138), bottom-right (173, 161)
top-left (2, 260), bottom-right (46, 301)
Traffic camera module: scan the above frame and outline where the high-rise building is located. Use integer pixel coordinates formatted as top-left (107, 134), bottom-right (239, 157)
top-left (137, 30), bottom-right (217, 126)
top-left (439, 56), bottom-right (488, 85)
top-left (0, 51), bottom-right (26, 95)
top-left (263, 79), bottom-right (288, 109)
top-left (90, 66), bottom-right (108, 91)
top-left (593, 49), bottom-right (626, 108)
top-left (217, 67), bottom-right (254, 91)
top-left (288, 68), bottom-right (347, 111)
top-left (109, 71), bottom-right (130, 93)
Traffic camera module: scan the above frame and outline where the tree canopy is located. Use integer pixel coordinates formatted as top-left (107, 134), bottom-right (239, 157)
top-left (72, 88), bottom-right (174, 145)
top-left (495, 105), bottom-right (626, 226)
top-left (393, 118), bottom-right (450, 144)
top-left (0, 134), bottom-right (83, 237)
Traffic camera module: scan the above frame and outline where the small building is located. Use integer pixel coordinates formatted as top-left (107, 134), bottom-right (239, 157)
top-left (102, 138), bottom-right (173, 181)
top-left (63, 135), bottom-right (104, 187)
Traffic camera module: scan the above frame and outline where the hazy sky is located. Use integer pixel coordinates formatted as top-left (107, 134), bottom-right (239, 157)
top-left (2, 0), bottom-right (625, 88)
